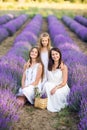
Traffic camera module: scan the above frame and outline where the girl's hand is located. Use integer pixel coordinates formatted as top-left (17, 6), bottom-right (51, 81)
top-left (26, 60), bottom-right (30, 68)
top-left (23, 60), bottom-right (30, 71)
top-left (50, 86), bottom-right (57, 95)
top-left (22, 86), bottom-right (25, 89)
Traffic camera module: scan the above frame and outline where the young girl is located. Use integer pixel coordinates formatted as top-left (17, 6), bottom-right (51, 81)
top-left (43, 47), bottom-right (70, 112)
top-left (17, 47), bottom-right (44, 106)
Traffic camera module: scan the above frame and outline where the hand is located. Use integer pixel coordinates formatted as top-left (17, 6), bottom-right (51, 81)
top-left (24, 60), bottom-right (30, 71)
top-left (26, 60), bottom-right (31, 68)
top-left (50, 87), bottom-right (57, 95)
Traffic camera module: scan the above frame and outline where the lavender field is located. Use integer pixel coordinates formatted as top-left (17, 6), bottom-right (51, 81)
top-left (0, 3), bottom-right (87, 130)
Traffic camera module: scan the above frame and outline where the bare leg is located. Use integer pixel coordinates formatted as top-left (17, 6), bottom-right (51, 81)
top-left (17, 96), bottom-right (27, 107)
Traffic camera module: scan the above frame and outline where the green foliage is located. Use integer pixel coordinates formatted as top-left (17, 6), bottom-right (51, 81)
top-left (34, 87), bottom-right (41, 98)
top-left (53, 107), bottom-right (79, 129)
top-left (70, 0), bottom-right (81, 2)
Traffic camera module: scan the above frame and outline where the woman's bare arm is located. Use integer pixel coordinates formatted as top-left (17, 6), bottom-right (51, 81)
top-left (57, 64), bottom-right (68, 89)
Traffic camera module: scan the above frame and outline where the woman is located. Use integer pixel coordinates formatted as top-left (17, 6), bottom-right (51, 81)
top-left (17, 47), bottom-right (44, 106)
top-left (44, 47), bottom-right (70, 112)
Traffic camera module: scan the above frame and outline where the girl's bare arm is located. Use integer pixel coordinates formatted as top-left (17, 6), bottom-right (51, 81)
top-left (31, 63), bottom-right (43, 86)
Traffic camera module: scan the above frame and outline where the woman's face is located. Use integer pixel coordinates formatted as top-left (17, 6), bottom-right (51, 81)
top-left (51, 50), bottom-right (60, 62)
top-left (41, 37), bottom-right (49, 47)
top-left (30, 48), bottom-right (38, 59)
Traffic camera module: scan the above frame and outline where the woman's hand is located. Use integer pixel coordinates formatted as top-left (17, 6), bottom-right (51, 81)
top-left (50, 86), bottom-right (57, 95)
top-left (23, 60), bottom-right (30, 71)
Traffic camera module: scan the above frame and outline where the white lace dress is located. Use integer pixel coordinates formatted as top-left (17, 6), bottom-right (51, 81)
top-left (40, 51), bottom-right (49, 90)
top-left (44, 69), bottom-right (70, 112)
top-left (18, 63), bottom-right (41, 104)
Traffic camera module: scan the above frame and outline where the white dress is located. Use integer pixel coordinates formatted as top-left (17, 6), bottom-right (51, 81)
top-left (40, 51), bottom-right (49, 90)
top-left (44, 69), bottom-right (70, 112)
top-left (18, 63), bottom-right (42, 104)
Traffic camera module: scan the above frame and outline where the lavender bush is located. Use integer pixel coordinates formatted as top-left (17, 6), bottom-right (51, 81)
top-left (3, 14), bottom-right (28, 36)
top-left (74, 15), bottom-right (87, 27)
top-left (14, 14), bottom-right (43, 45)
top-left (78, 98), bottom-right (87, 130)
top-left (62, 15), bottom-right (87, 42)
top-left (78, 116), bottom-right (87, 130)
top-left (0, 27), bottom-right (9, 43)
top-left (0, 14), bottom-right (14, 25)
top-left (0, 55), bottom-right (26, 92)
top-left (0, 89), bottom-right (20, 130)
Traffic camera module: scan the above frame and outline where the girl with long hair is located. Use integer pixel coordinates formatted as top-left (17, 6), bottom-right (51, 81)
top-left (17, 47), bottom-right (44, 106)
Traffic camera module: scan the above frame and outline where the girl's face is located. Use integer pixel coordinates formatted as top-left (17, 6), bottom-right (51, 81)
top-left (30, 48), bottom-right (38, 59)
top-left (41, 37), bottom-right (49, 47)
top-left (51, 50), bottom-right (60, 62)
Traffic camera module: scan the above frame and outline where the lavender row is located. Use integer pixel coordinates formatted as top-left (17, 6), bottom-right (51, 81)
top-left (3, 14), bottom-right (28, 35)
top-left (0, 14), bottom-right (43, 129)
top-left (74, 15), bottom-right (87, 27)
top-left (0, 14), bottom-right (14, 25)
top-left (14, 14), bottom-right (43, 46)
top-left (62, 16), bottom-right (87, 42)
top-left (47, 15), bottom-right (87, 130)
top-left (47, 15), bottom-right (72, 43)
top-left (0, 14), bottom-right (28, 43)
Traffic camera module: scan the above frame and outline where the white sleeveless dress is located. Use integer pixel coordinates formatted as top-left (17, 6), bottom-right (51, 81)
top-left (18, 63), bottom-right (42, 104)
top-left (44, 69), bottom-right (70, 112)
top-left (40, 51), bottom-right (49, 90)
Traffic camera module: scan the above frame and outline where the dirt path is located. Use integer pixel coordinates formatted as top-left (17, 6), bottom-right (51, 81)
top-left (13, 105), bottom-right (57, 130)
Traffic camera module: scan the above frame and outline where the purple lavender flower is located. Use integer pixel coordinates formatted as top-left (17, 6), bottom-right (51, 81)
top-left (3, 14), bottom-right (28, 36)
top-left (78, 116), bottom-right (87, 130)
top-left (74, 15), bottom-right (87, 27)
top-left (0, 14), bottom-right (14, 25)
top-left (14, 14), bottom-right (43, 46)
top-left (0, 27), bottom-right (9, 42)
top-left (62, 15), bottom-right (87, 41)
top-left (0, 89), bottom-right (20, 130)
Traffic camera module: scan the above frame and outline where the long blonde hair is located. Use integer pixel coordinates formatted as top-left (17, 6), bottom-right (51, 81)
top-left (38, 32), bottom-right (51, 51)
